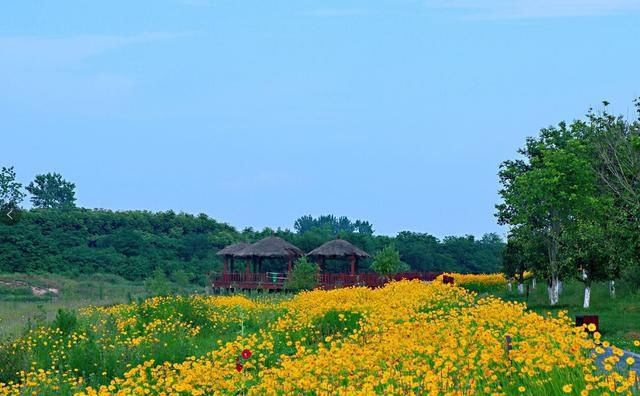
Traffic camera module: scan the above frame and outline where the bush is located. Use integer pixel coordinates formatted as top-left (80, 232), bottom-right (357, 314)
top-left (285, 257), bottom-right (319, 291)
top-left (145, 267), bottom-right (171, 296)
top-left (371, 245), bottom-right (403, 277)
top-left (52, 308), bottom-right (78, 334)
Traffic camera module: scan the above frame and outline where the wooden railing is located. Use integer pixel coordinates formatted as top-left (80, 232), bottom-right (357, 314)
top-left (211, 271), bottom-right (440, 290)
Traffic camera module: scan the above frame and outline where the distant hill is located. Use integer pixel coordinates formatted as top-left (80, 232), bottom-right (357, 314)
top-left (0, 209), bottom-right (504, 283)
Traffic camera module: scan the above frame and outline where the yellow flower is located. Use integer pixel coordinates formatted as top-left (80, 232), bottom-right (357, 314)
top-left (562, 384), bottom-right (573, 393)
top-left (518, 385), bottom-right (526, 392)
top-left (634, 340), bottom-right (640, 347)
top-left (586, 323), bottom-right (596, 332)
top-left (625, 357), bottom-right (635, 365)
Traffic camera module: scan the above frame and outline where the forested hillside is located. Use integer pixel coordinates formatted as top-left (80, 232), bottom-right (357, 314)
top-left (0, 207), bottom-right (504, 283)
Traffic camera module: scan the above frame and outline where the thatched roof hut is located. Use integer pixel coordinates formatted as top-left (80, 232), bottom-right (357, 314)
top-left (307, 239), bottom-right (369, 275)
top-left (217, 242), bottom-right (250, 273)
top-left (216, 242), bottom-right (250, 256)
top-left (235, 236), bottom-right (303, 258)
top-left (234, 237), bottom-right (304, 273)
top-left (307, 239), bottom-right (370, 259)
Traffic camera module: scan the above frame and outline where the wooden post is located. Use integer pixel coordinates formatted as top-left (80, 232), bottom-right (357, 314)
top-left (230, 257), bottom-right (235, 273)
top-left (316, 256), bottom-right (325, 272)
top-left (245, 258), bottom-right (251, 275)
top-left (223, 256), bottom-right (228, 273)
top-left (288, 256), bottom-right (293, 273)
top-left (350, 255), bottom-right (356, 275)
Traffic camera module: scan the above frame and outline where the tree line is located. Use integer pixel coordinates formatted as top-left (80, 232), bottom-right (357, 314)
top-left (497, 99), bottom-right (640, 307)
top-left (0, 170), bottom-right (504, 283)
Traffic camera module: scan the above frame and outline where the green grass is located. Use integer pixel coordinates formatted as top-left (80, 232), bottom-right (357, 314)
top-left (0, 273), bottom-right (176, 340)
top-left (481, 279), bottom-right (640, 351)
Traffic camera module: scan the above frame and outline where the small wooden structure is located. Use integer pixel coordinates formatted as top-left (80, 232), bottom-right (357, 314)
top-left (306, 239), bottom-right (370, 275)
top-left (234, 236), bottom-right (304, 273)
top-left (212, 238), bottom-right (440, 291)
top-left (216, 242), bottom-right (250, 273)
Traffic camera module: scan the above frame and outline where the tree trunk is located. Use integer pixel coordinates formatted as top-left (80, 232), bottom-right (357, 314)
top-left (583, 285), bottom-right (591, 309)
top-left (557, 280), bottom-right (563, 295)
top-left (609, 280), bottom-right (616, 298)
top-left (547, 276), bottom-right (560, 305)
top-left (547, 214), bottom-right (561, 305)
top-left (582, 269), bottom-right (590, 309)
top-left (532, 278), bottom-right (536, 289)
top-left (507, 281), bottom-right (512, 292)
top-left (517, 283), bottom-right (524, 294)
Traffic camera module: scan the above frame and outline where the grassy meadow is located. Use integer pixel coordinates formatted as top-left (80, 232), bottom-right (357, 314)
top-left (0, 273), bottom-right (205, 340)
top-left (0, 276), bottom-right (638, 395)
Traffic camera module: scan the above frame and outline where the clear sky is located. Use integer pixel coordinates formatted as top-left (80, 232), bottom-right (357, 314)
top-left (2, 1), bottom-right (639, 238)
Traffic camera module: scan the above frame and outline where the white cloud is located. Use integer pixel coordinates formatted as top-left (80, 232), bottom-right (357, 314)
top-left (425, 0), bottom-right (640, 19)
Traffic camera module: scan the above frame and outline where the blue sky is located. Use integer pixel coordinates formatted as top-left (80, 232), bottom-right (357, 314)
top-left (2, 1), bottom-right (639, 237)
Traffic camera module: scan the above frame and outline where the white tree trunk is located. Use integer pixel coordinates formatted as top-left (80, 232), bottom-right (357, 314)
top-left (581, 270), bottom-right (590, 309)
top-left (583, 286), bottom-right (591, 309)
top-left (548, 276), bottom-right (560, 305)
top-left (609, 280), bottom-right (616, 298)
top-left (517, 283), bottom-right (524, 294)
top-left (508, 281), bottom-right (512, 292)
top-left (532, 278), bottom-right (536, 289)
top-left (557, 280), bottom-right (563, 295)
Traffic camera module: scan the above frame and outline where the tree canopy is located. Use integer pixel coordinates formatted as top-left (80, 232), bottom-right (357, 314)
top-left (497, 99), bottom-right (640, 306)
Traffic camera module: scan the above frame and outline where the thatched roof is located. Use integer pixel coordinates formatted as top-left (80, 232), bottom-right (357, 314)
top-left (307, 239), bottom-right (370, 258)
top-left (216, 242), bottom-right (251, 256)
top-left (235, 236), bottom-right (304, 258)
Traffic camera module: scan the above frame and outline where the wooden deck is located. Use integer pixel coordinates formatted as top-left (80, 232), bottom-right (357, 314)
top-left (211, 271), bottom-right (441, 291)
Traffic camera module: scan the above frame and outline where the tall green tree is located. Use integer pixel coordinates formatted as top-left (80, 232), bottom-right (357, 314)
top-left (0, 166), bottom-right (25, 223)
top-left (586, 100), bottom-right (640, 287)
top-left (26, 173), bottom-right (77, 209)
top-left (497, 121), bottom-right (599, 305)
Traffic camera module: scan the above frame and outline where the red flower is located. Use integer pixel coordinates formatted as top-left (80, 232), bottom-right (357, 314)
top-left (236, 363), bottom-right (244, 372)
top-left (241, 349), bottom-right (252, 359)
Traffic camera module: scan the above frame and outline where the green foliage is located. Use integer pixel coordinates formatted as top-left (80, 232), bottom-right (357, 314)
top-left (371, 245), bottom-right (402, 277)
top-left (285, 257), bottom-right (319, 291)
top-left (0, 166), bottom-right (25, 207)
top-left (312, 309), bottom-right (362, 340)
top-left (0, 202), bottom-right (504, 281)
top-left (26, 172), bottom-right (77, 209)
top-left (294, 214), bottom-right (374, 236)
top-left (145, 267), bottom-right (171, 296)
top-left (0, 166), bottom-right (25, 225)
top-left (171, 270), bottom-right (191, 289)
top-left (0, 294), bottom-right (281, 389)
top-left (497, 98), bottom-right (640, 306)
top-left (52, 308), bottom-right (78, 335)
top-left (0, 208), bottom-right (232, 281)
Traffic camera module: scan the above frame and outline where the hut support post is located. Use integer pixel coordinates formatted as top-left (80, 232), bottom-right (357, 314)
top-left (350, 255), bottom-right (356, 275)
top-left (288, 256), bottom-right (292, 273)
top-left (223, 257), bottom-right (228, 273)
top-left (316, 256), bottom-right (325, 272)
top-left (245, 258), bottom-right (251, 275)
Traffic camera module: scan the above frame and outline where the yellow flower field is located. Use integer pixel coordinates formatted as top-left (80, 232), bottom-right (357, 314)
top-left (0, 280), bottom-right (637, 395)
